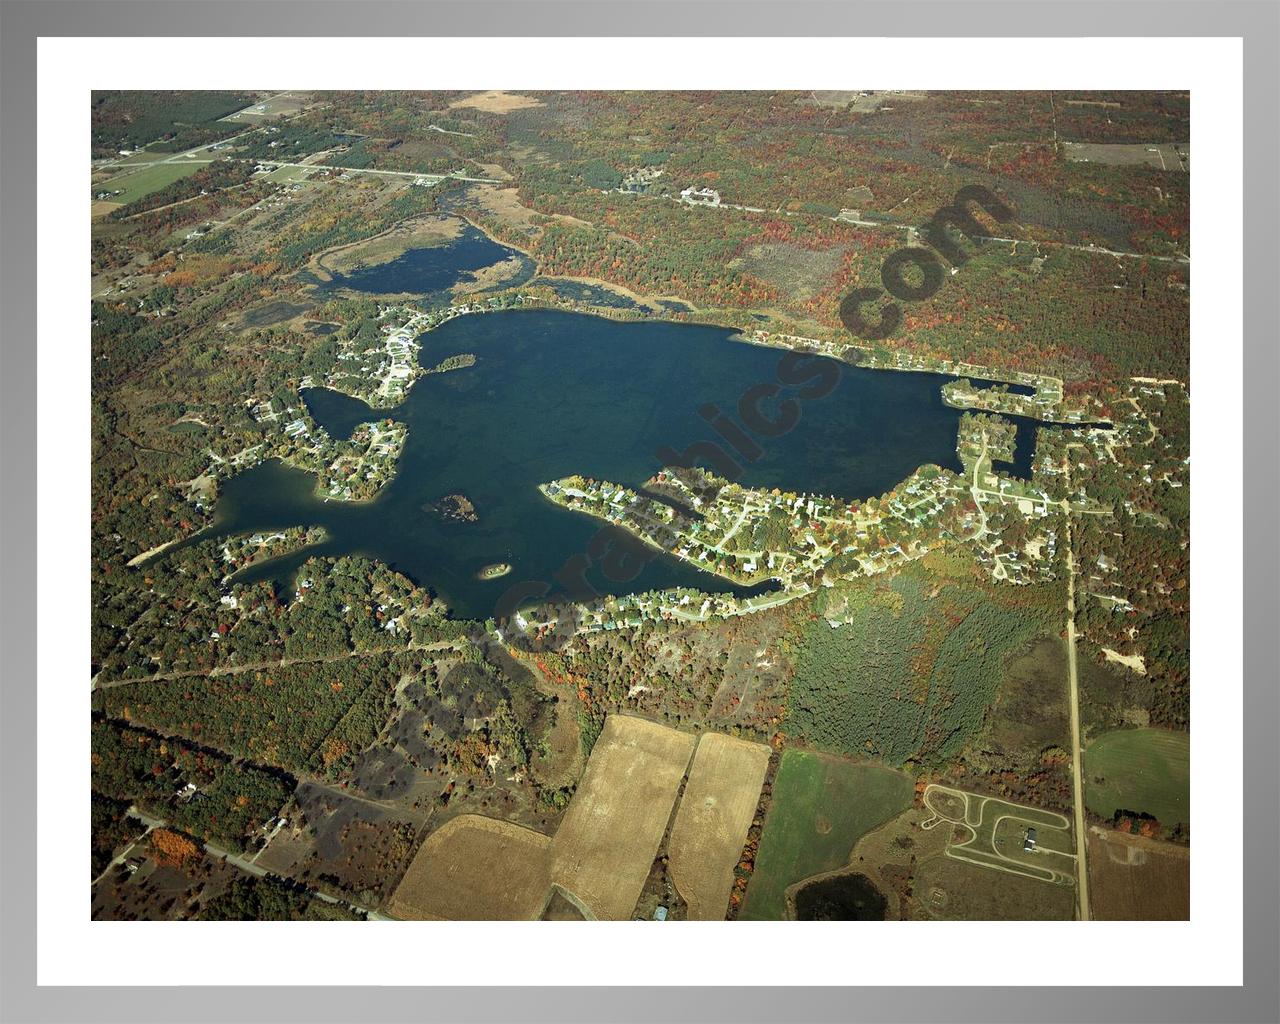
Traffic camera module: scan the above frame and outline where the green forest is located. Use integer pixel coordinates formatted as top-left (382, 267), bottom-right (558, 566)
top-left (786, 559), bottom-right (1060, 766)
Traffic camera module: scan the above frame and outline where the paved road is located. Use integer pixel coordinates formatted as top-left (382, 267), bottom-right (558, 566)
top-left (127, 808), bottom-right (391, 920)
top-left (659, 185), bottom-right (1188, 266)
top-left (99, 153), bottom-right (500, 185)
top-left (245, 162), bottom-right (501, 184)
top-left (967, 431), bottom-right (993, 542)
top-left (1062, 460), bottom-right (1092, 921)
top-left (97, 639), bottom-right (464, 690)
top-left (974, 233), bottom-right (1189, 265)
top-left (90, 820), bottom-right (156, 887)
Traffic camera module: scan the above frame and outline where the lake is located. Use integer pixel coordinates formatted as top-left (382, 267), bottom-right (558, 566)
top-left (794, 873), bottom-right (888, 921)
top-left (319, 224), bottom-right (536, 299)
top-left (198, 308), bottom-right (1046, 620)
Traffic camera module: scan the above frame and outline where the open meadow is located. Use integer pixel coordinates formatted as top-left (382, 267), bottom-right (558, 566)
top-left (1084, 727), bottom-right (1190, 833)
top-left (93, 160), bottom-right (206, 205)
top-left (910, 845), bottom-right (1076, 920)
top-left (740, 750), bottom-right (913, 920)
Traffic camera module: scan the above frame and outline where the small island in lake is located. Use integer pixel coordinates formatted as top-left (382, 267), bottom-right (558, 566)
top-left (477, 562), bottom-right (512, 580)
top-left (427, 353), bottom-right (477, 374)
top-left (426, 493), bottom-right (478, 523)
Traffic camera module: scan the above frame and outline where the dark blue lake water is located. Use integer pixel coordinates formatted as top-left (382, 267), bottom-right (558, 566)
top-left (191, 309), bottom-right (1048, 620)
top-left (321, 223), bottom-right (535, 299)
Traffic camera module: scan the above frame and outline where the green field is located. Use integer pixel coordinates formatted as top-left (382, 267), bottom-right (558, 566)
top-left (95, 160), bottom-right (207, 206)
top-left (1084, 727), bottom-right (1189, 830)
top-left (262, 164), bottom-right (315, 184)
top-left (102, 149), bottom-right (163, 167)
top-left (740, 749), bottom-right (914, 920)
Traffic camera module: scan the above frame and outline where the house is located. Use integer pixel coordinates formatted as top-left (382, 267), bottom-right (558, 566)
top-left (1023, 827), bottom-right (1038, 852)
top-left (679, 186), bottom-right (721, 206)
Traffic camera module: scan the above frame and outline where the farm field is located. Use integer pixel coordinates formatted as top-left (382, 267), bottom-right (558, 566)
top-left (1087, 825), bottom-right (1189, 920)
top-left (385, 719), bottom-right (770, 920)
top-left (667, 733), bottom-right (771, 920)
top-left (1084, 727), bottom-right (1190, 832)
top-left (385, 814), bottom-right (551, 921)
top-left (740, 750), bottom-right (913, 921)
top-left (548, 715), bottom-right (695, 920)
top-left (94, 160), bottom-right (206, 205)
top-left (448, 90), bottom-right (544, 113)
top-left (910, 845), bottom-right (1076, 920)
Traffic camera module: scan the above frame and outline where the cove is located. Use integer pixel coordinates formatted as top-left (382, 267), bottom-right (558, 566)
top-left (318, 223), bottom-right (536, 298)
top-left (196, 309), bottom-right (1048, 620)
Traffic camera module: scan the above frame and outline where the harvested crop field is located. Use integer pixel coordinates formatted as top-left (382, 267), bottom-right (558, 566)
top-left (548, 715), bottom-right (695, 920)
top-left (449, 90), bottom-right (544, 113)
top-left (1087, 826), bottom-right (1189, 920)
top-left (386, 814), bottom-right (551, 921)
top-left (668, 733), bottom-right (771, 920)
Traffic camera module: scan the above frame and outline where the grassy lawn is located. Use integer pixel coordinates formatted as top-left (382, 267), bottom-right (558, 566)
top-left (263, 165), bottom-right (314, 184)
top-left (95, 160), bottom-right (206, 206)
top-left (1084, 727), bottom-right (1189, 830)
top-left (103, 149), bottom-right (163, 167)
top-left (740, 749), bottom-right (913, 920)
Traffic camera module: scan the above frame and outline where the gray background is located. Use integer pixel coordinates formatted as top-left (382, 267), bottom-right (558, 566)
top-left (1, 2), bottom-right (1276, 1022)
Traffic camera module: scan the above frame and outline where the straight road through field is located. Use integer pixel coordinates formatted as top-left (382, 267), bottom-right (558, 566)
top-left (1062, 459), bottom-right (1092, 920)
top-left (95, 638), bottom-right (464, 690)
